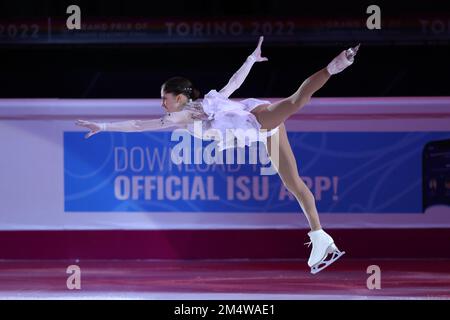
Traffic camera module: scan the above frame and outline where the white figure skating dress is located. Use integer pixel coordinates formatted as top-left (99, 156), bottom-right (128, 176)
top-left (167, 89), bottom-right (279, 151)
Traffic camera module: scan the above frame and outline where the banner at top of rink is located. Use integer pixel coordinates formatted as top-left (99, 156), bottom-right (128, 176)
top-left (0, 16), bottom-right (449, 45)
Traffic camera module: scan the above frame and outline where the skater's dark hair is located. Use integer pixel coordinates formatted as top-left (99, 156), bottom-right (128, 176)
top-left (161, 77), bottom-right (201, 101)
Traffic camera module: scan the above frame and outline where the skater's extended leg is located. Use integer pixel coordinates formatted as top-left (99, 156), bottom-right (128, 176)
top-left (253, 44), bottom-right (359, 130)
top-left (255, 68), bottom-right (331, 130)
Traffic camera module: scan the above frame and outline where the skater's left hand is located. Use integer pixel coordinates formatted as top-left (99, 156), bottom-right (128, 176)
top-left (75, 119), bottom-right (102, 139)
top-left (250, 36), bottom-right (268, 62)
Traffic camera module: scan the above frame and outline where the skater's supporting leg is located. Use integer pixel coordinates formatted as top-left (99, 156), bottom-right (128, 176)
top-left (265, 122), bottom-right (322, 231)
top-left (265, 123), bottom-right (345, 273)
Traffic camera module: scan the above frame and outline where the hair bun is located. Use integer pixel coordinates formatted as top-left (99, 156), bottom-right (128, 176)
top-left (191, 88), bottom-right (201, 101)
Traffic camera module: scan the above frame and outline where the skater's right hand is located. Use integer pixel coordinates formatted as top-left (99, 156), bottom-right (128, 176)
top-left (249, 36), bottom-right (269, 62)
top-left (75, 119), bottom-right (102, 139)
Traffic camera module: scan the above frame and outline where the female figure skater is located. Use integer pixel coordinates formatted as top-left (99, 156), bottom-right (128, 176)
top-left (76, 37), bottom-right (359, 274)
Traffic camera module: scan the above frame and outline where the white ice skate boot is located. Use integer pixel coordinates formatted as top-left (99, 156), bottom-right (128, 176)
top-left (326, 43), bottom-right (360, 75)
top-left (306, 229), bottom-right (345, 274)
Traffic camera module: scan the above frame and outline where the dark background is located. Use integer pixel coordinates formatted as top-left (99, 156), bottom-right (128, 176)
top-left (0, 0), bottom-right (449, 98)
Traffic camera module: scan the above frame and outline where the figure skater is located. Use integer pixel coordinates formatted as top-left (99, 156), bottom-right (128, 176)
top-left (76, 37), bottom-right (359, 274)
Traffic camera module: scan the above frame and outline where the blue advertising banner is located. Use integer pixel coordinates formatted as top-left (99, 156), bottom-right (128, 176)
top-left (64, 131), bottom-right (450, 214)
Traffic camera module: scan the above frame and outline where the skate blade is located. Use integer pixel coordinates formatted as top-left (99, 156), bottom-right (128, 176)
top-left (310, 246), bottom-right (345, 275)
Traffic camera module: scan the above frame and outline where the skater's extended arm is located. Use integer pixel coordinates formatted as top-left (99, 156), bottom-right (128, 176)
top-left (219, 36), bottom-right (268, 99)
top-left (76, 111), bottom-right (190, 139)
top-left (101, 118), bottom-right (177, 132)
